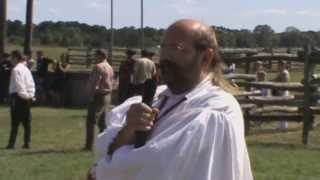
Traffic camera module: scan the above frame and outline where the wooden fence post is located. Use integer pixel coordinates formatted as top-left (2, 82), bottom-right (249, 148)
top-left (24, 0), bottom-right (34, 55)
top-left (302, 44), bottom-right (312, 145)
top-left (0, 0), bottom-right (7, 55)
top-left (86, 48), bottom-right (91, 68)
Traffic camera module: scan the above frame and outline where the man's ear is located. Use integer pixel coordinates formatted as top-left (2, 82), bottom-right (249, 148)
top-left (201, 48), bottom-right (214, 70)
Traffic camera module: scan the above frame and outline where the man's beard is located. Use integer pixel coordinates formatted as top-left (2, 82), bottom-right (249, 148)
top-left (160, 54), bottom-right (202, 94)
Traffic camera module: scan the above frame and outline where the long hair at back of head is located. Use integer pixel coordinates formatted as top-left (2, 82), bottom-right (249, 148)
top-left (193, 25), bottom-right (238, 94)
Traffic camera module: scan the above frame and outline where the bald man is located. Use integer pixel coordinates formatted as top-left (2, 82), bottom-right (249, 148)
top-left (90, 19), bottom-right (253, 180)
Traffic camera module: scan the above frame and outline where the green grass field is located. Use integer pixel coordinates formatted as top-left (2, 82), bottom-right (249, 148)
top-left (1, 106), bottom-right (320, 180)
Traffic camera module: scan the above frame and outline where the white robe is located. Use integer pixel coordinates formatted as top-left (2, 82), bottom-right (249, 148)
top-left (95, 79), bottom-right (253, 180)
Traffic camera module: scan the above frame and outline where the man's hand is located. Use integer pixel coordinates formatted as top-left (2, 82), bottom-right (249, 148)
top-left (107, 103), bottom-right (159, 155)
top-left (126, 103), bottom-right (159, 132)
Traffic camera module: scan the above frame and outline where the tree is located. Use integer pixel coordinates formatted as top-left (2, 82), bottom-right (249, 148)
top-left (253, 25), bottom-right (275, 48)
top-left (280, 26), bottom-right (303, 47)
top-left (214, 26), bottom-right (237, 47)
top-left (235, 29), bottom-right (256, 47)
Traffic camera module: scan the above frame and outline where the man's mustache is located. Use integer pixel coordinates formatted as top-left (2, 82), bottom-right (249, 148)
top-left (159, 60), bottom-right (177, 71)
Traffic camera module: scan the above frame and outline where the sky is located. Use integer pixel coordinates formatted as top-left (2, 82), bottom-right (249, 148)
top-left (7, 0), bottom-right (320, 32)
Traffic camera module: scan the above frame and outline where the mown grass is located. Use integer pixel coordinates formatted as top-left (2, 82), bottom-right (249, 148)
top-left (0, 106), bottom-right (93, 180)
top-left (1, 106), bottom-right (320, 180)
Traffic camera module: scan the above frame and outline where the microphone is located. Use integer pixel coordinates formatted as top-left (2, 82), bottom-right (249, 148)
top-left (134, 79), bottom-right (157, 148)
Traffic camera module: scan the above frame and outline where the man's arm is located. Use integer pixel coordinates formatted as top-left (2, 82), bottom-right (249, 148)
top-left (107, 125), bottom-right (135, 155)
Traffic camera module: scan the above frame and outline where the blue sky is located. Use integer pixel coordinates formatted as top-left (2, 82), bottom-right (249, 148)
top-left (7, 0), bottom-right (320, 32)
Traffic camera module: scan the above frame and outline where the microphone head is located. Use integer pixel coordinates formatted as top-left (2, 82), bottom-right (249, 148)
top-left (142, 79), bottom-right (157, 106)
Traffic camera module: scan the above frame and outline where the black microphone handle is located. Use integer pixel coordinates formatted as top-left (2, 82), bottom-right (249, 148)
top-left (134, 79), bottom-right (157, 148)
top-left (135, 131), bottom-right (150, 148)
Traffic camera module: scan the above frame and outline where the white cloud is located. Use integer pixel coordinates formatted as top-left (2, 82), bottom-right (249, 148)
top-left (246, 9), bottom-right (287, 16)
top-left (183, 0), bottom-right (199, 5)
top-left (296, 10), bottom-right (320, 17)
top-left (296, 10), bottom-right (309, 15)
top-left (167, 0), bottom-right (202, 15)
top-left (263, 9), bottom-right (287, 16)
top-left (49, 8), bottom-right (59, 16)
top-left (8, 6), bottom-right (22, 13)
top-left (88, 0), bottom-right (106, 9)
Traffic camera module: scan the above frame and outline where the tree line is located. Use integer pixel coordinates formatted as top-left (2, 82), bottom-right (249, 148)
top-left (6, 20), bottom-right (320, 48)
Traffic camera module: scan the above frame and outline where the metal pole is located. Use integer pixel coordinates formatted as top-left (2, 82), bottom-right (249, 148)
top-left (24, 0), bottom-right (34, 55)
top-left (109, 0), bottom-right (114, 65)
top-left (0, 0), bottom-right (7, 55)
top-left (141, 0), bottom-right (144, 50)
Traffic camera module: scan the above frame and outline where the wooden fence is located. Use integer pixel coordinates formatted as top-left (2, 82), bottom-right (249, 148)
top-left (225, 45), bottom-right (320, 144)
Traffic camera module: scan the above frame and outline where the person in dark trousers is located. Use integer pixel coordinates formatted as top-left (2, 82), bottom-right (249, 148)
top-left (118, 49), bottom-right (136, 104)
top-left (6, 50), bottom-right (35, 149)
top-left (35, 50), bottom-right (54, 104)
top-left (84, 49), bottom-right (114, 151)
top-left (49, 58), bottom-right (70, 106)
top-left (0, 53), bottom-right (13, 103)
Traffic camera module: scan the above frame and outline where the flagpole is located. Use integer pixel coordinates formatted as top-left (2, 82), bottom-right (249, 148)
top-left (0, 0), bottom-right (7, 55)
top-left (140, 0), bottom-right (144, 50)
top-left (24, 0), bottom-right (34, 55)
top-left (109, 0), bottom-right (114, 64)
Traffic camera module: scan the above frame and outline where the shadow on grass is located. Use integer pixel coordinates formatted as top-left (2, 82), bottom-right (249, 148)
top-left (248, 127), bottom-right (302, 135)
top-left (248, 141), bottom-right (320, 151)
top-left (16, 148), bottom-right (90, 156)
top-left (68, 115), bottom-right (87, 119)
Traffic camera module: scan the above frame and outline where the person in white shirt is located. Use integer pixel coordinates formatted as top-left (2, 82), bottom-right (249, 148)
top-left (89, 19), bottom-right (253, 180)
top-left (6, 50), bottom-right (35, 149)
top-left (132, 49), bottom-right (156, 95)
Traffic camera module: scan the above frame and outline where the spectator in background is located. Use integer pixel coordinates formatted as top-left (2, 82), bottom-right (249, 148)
top-left (256, 71), bottom-right (269, 96)
top-left (118, 49), bottom-right (136, 104)
top-left (49, 56), bottom-right (70, 106)
top-left (26, 51), bottom-right (35, 70)
top-left (132, 49), bottom-right (157, 95)
top-left (84, 49), bottom-right (114, 151)
top-left (223, 62), bottom-right (237, 88)
top-left (6, 50), bottom-right (35, 149)
top-left (273, 60), bottom-right (290, 130)
top-left (223, 62), bottom-right (236, 74)
top-left (0, 53), bottom-right (13, 103)
top-left (249, 61), bottom-right (265, 91)
top-left (253, 61), bottom-right (263, 75)
top-left (36, 50), bottom-right (54, 79)
top-left (35, 50), bottom-right (54, 104)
